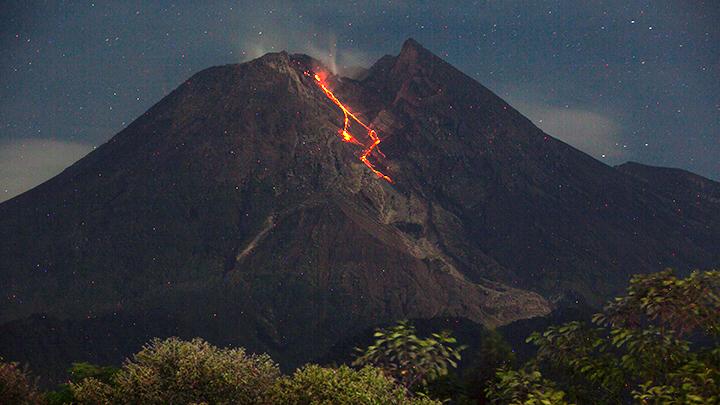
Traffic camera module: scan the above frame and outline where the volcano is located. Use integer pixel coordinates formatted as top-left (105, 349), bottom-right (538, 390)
top-left (1, 39), bottom-right (719, 382)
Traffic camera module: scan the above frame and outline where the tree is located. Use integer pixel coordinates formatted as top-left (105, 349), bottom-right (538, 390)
top-left (0, 358), bottom-right (44, 405)
top-left (485, 368), bottom-right (571, 405)
top-left (273, 364), bottom-right (440, 404)
top-left (521, 269), bottom-right (720, 404)
top-left (425, 329), bottom-right (518, 404)
top-left (353, 320), bottom-right (465, 390)
top-left (46, 362), bottom-right (119, 404)
top-left (462, 330), bottom-right (516, 404)
top-left (71, 337), bottom-right (279, 404)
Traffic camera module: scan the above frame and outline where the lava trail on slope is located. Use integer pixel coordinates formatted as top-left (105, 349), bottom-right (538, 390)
top-left (305, 71), bottom-right (393, 183)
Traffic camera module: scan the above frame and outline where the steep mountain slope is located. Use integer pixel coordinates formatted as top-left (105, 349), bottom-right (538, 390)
top-left (349, 39), bottom-right (719, 299)
top-left (617, 161), bottom-right (720, 207)
top-left (1, 39), bottom-right (718, 382)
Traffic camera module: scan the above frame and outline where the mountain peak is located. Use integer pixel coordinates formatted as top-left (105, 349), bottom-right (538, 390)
top-left (361, 38), bottom-right (456, 106)
top-left (396, 37), bottom-right (438, 67)
top-left (400, 37), bottom-right (423, 52)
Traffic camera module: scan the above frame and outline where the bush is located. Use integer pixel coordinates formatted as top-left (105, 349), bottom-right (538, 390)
top-left (46, 362), bottom-right (119, 404)
top-left (71, 337), bottom-right (279, 404)
top-left (70, 377), bottom-right (115, 404)
top-left (273, 364), bottom-right (439, 404)
top-left (0, 359), bottom-right (44, 405)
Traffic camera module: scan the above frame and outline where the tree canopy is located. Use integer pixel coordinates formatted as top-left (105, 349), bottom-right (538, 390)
top-left (488, 269), bottom-right (720, 404)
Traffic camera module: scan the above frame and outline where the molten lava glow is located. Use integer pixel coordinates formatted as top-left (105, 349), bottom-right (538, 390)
top-left (307, 72), bottom-right (393, 183)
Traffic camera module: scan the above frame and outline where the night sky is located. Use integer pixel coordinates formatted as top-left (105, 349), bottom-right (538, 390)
top-left (1, 1), bottom-right (718, 201)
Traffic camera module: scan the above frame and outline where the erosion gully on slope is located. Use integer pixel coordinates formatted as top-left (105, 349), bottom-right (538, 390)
top-left (304, 70), bottom-right (393, 183)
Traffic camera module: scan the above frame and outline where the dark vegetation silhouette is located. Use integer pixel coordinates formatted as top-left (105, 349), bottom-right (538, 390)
top-left (2, 269), bottom-right (718, 404)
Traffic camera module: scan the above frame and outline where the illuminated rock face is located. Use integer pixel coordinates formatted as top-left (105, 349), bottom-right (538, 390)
top-left (1, 39), bottom-right (718, 382)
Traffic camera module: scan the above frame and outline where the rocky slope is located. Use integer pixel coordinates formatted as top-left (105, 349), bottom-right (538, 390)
top-left (1, 39), bottom-right (718, 382)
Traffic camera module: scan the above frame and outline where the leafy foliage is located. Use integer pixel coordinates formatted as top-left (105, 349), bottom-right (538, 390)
top-left (596, 269), bottom-right (720, 337)
top-left (11, 269), bottom-right (720, 404)
top-left (273, 364), bottom-right (439, 404)
top-left (465, 330), bottom-right (516, 401)
top-left (353, 320), bottom-right (465, 390)
top-left (46, 362), bottom-right (119, 404)
top-left (524, 269), bottom-right (720, 404)
top-left (62, 337), bottom-right (436, 404)
top-left (0, 359), bottom-right (44, 405)
top-left (633, 351), bottom-right (720, 404)
top-left (67, 362), bottom-right (118, 383)
top-left (70, 337), bottom-right (279, 404)
top-left (485, 368), bottom-right (571, 405)
top-left (70, 377), bottom-right (115, 405)
top-left (433, 329), bottom-right (517, 404)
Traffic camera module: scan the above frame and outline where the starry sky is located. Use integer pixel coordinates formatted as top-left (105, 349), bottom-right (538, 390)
top-left (1, 1), bottom-right (718, 201)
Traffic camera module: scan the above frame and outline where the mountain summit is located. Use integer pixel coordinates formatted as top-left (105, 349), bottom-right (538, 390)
top-left (1, 39), bottom-right (718, 381)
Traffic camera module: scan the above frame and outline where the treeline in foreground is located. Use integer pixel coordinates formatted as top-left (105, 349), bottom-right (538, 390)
top-left (2, 269), bottom-right (719, 404)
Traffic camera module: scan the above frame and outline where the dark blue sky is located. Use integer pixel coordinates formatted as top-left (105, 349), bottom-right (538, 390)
top-left (1, 1), bottom-right (718, 200)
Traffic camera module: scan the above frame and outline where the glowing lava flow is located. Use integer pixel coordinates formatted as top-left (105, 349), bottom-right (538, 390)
top-left (307, 72), bottom-right (393, 183)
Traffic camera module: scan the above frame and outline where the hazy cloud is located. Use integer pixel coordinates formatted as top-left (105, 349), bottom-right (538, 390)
top-left (240, 33), bottom-right (373, 76)
top-left (0, 138), bottom-right (93, 202)
top-left (234, 5), bottom-right (373, 76)
top-left (508, 99), bottom-right (628, 161)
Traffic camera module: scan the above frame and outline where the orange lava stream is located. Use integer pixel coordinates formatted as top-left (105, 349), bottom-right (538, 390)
top-left (307, 72), bottom-right (393, 183)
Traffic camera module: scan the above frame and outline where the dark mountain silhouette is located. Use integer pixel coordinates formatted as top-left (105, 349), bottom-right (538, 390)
top-left (617, 161), bottom-right (720, 207)
top-left (1, 39), bottom-right (718, 383)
